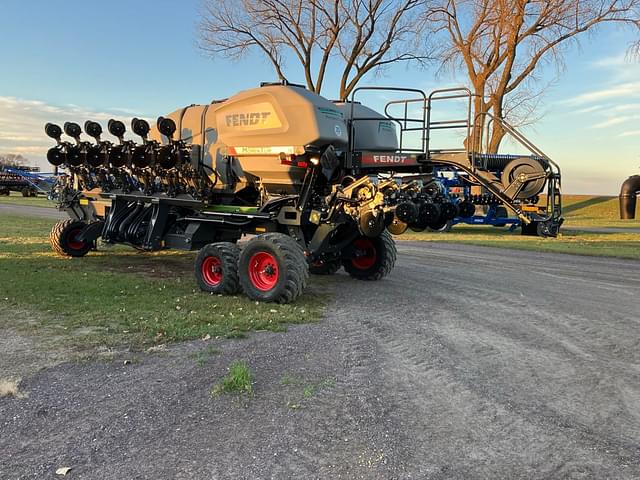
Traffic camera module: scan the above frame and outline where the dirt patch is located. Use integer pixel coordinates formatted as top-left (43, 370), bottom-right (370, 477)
top-left (0, 308), bottom-right (88, 379)
top-left (0, 378), bottom-right (26, 398)
top-left (95, 249), bottom-right (195, 279)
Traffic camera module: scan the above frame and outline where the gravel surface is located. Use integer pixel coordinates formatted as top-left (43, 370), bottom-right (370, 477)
top-left (1, 212), bottom-right (640, 477)
top-left (0, 204), bottom-right (64, 219)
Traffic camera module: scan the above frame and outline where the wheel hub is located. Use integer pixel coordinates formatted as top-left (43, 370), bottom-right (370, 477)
top-left (67, 228), bottom-right (86, 251)
top-left (202, 256), bottom-right (223, 286)
top-left (248, 252), bottom-right (279, 291)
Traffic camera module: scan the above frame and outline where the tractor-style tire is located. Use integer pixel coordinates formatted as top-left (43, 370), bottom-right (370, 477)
top-left (309, 259), bottom-right (341, 275)
top-left (343, 231), bottom-right (397, 281)
top-left (0, 187), bottom-right (9, 196)
top-left (49, 219), bottom-right (92, 257)
top-left (194, 242), bottom-right (241, 295)
top-left (238, 233), bottom-right (308, 303)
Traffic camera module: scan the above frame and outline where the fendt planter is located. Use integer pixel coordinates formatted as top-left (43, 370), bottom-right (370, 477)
top-left (44, 82), bottom-right (562, 303)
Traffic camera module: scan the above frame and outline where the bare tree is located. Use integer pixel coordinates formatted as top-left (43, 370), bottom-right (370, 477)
top-left (0, 153), bottom-right (28, 168)
top-left (427, 0), bottom-right (640, 152)
top-left (198, 0), bottom-right (431, 100)
top-left (629, 38), bottom-right (640, 59)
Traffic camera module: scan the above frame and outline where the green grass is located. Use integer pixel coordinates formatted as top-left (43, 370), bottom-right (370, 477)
top-left (211, 360), bottom-right (254, 396)
top-left (402, 226), bottom-right (640, 259)
top-left (0, 191), bottom-right (56, 208)
top-left (0, 214), bottom-right (325, 349)
top-left (400, 194), bottom-right (640, 259)
top-left (561, 195), bottom-right (639, 228)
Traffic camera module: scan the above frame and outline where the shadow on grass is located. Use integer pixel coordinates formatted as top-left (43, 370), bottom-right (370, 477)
top-left (563, 196), bottom-right (611, 214)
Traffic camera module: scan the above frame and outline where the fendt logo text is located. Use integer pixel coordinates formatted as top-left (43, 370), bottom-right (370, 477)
top-left (373, 155), bottom-right (409, 163)
top-left (225, 112), bottom-right (272, 127)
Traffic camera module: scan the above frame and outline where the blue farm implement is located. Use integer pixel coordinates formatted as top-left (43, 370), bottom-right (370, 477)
top-left (0, 166), bottom-right (57, 197)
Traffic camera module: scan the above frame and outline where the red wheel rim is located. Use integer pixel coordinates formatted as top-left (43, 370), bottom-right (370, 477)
top-left (248, 252), bottom-right (279, 291)
top-left (201, 256), bottom-right (223, 286)
top-left (351, 238), bottom-right (377, 270)
top-left (67, 228), bottom-right (86, 251)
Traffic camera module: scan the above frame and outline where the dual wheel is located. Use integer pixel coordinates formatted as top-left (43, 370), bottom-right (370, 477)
top-left (195, 233), bottom-right (308, 304)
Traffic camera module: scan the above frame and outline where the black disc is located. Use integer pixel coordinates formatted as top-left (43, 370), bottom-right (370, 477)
top-left (440, 202), bottom-right (459, 220)
top-left (458, 200), bottom-right (476, 218)
top-left (418, 201), bottom-right (441, 225)
top-left (46, 147), bottom-right (65, 166)
top-left (66, 145), bottom-right (83, 166)
top-left (395, 201), bottom-right (418, 224)
top-left (132, 145), bottom-right (151, 168)
top-left (109, 145), bottom-right (128, 168)
top-left (86, 145), bottom-right (103, 167)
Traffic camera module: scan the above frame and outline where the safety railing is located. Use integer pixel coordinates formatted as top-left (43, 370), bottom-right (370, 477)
top-left (349, 86), bottom-right (428, 154)
top-left (348, 86), bottom-right (475, 157)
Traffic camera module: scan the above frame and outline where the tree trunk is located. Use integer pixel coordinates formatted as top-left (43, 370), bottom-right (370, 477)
top-left (470, 89), bottom-right (488, 153)
top-left (487, 102), bottom-right (506, 154)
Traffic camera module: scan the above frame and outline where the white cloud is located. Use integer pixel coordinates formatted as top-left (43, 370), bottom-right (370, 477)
top-left (591, 117), bottom-right (627, 129)
top-left (574, 104), bottom-right (609, 114)
top-left (564, 82), bottom-right (640, 105)
top-left (588, 49), bottom-right (640, 83)
top-left (590, 54), bottom-right (627, 69)
top-left (619, 130), bottom-right (640, 137)
top-left (0, 96), bottom-right (148, 170)
top-left (591, 114), bottom-right (640, 129)
top-left (612, 103), bottom-right (640, 113)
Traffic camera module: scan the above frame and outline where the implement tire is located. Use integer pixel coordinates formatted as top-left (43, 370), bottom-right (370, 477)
top-left (49, 219), bottom-right (92, 257)
top-left (343, 231), bottom-right (397, 281)
top-left (239, 233), bottom-right (308, 303)
top-left (195, 242), bottom-right (241, 295)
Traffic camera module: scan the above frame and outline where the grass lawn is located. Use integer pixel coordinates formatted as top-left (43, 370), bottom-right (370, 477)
top-left (0, 214), bottom-right (325, 350)
top-left (402, 194), bottom-right (640, 259)
top-left (561, 195), bottom-right (639, 229)
top-left (401, 226), bottom-right (640, 260)
top-left (0, 191), bottom-right (56, 208)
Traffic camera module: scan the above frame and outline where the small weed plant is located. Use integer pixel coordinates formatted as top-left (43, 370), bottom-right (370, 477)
top-left (212, 360), bottom-right (254, 397)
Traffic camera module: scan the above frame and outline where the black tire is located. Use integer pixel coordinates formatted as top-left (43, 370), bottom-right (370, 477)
top-left (49, 219), bottom-right (92, 257)
top-left (238, 233), bottom-right (308, 303)
top-left (21, 187), bottom-right (31, 197)
top-left (493, 206), bottom-right (508, 228)
top-left (343, 231), bottom-right (397, 281)
top-left (194, 242), bottom-right (241, 294)
top-left (0, 187), bottom-right (9, 196)
top-left (309, 259), bottom-right (341, 275)
top-left (429, 220), bottom-right (453, 232)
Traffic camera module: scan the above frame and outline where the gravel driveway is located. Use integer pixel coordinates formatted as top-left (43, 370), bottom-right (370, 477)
top-left (1, 239), bottom-right (640, 479)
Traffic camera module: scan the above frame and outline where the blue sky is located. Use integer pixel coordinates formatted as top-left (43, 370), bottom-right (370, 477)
top-left (0, 0), bottom-right (638, 194)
